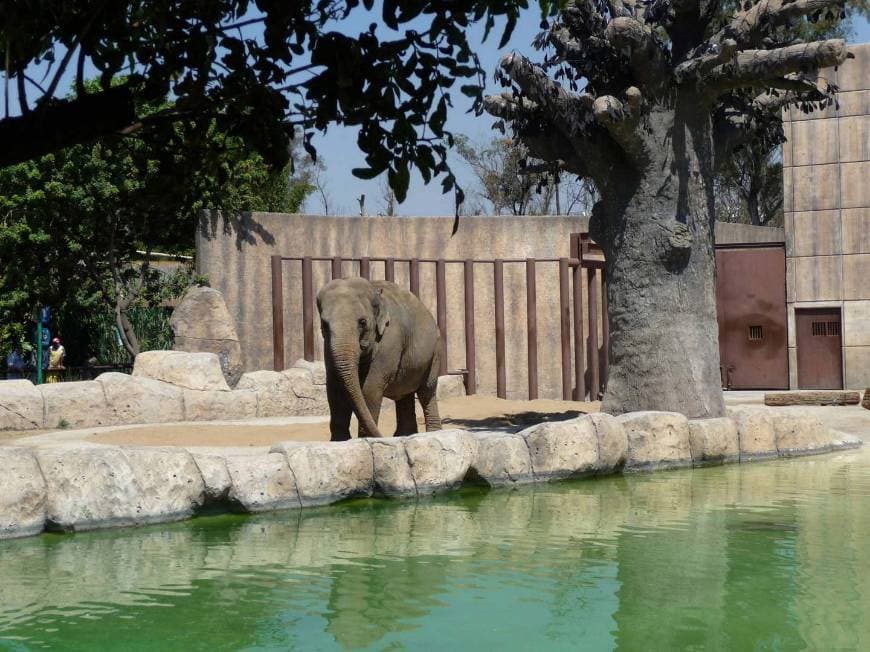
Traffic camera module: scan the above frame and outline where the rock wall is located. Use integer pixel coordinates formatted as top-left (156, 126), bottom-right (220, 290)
top-left (0, 408), bottom-right (860, 540)
top-left (0, 351), bottom-right (467, 431)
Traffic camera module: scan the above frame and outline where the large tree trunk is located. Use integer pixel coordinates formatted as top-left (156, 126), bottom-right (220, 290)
top-left (592, 104), bottom-right (726, 418)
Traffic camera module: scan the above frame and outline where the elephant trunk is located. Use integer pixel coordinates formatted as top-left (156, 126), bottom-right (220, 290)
top-left (330, 338), bottom-right (382, 438)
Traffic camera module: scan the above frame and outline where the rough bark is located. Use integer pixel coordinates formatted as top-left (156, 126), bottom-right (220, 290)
top-left (485, 0), bottom-right (848, 417)
top-left (592, 102), bottom-right (725, 418)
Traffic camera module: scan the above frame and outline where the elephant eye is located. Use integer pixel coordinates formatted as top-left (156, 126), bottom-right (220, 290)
top-left (358, 318), bottom-right (367, 328)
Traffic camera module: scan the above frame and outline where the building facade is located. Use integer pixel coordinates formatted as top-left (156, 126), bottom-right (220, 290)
top-left (782, 43), bottom-right (869, 390)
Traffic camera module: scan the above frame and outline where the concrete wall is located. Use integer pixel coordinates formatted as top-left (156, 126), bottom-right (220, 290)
top-left (782, 43), bottom-right (870, 389)
top-left (197, 211), bottom-right (783, 400)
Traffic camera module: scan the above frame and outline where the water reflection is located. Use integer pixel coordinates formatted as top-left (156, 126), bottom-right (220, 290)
top-left (1, 449), bottom-right (869, 649)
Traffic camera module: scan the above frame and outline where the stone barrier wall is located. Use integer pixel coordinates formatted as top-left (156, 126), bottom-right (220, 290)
top-left (0, 352), bottom-right (334, 431)
top-left (0, 407), bottom-right (860, 540)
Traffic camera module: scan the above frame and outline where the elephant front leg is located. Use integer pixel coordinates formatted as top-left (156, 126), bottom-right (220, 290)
top-left (357, 384), bottom-right (383, 438)
top-left (394, 395), bottom-right (419, 436)
top-left (327, 378), bottom-right (352, 442)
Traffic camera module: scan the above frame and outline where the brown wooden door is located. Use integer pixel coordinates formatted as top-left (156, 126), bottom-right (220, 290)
top-left (715, 245), bottom-right (789, 389)
top-left (795, 308), bottom-right (843, 389)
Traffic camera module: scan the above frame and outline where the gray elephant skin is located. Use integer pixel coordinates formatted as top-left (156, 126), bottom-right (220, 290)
top-left (317, 277), bottom-right (442, 440)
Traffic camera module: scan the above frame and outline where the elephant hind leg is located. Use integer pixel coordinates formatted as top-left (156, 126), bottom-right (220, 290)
top-left (394, 395), bottom-right (418, 436)
top-left (417, 364), bottom-right (441, 432)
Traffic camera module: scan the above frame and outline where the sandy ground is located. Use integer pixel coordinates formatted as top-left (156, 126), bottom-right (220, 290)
top-left (4, 392), bottom-right (868, 450)
top-left (3, 395), bottom-right (600, 449)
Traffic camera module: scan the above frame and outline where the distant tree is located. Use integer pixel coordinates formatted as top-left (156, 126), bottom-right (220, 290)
top-left (0, 92), bottom-right (313, 359)
top-left (0, 0), bottom-right (558, 208)
top-left (713, 0), bottom-right (866, 227)
top-left (378, 177), bottom-right (398, 216)
top-left (715, 147), bottom-right (784, 226)
top-left (456, 134), bottom-right (595, 215)
top-left (486, 0), bottom-right (852, 417)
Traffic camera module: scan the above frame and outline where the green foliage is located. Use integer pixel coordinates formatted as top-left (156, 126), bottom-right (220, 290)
top-left (0, 90), bottom-right (312, 361)
top-left (1, 1), bottom-right (557, 208)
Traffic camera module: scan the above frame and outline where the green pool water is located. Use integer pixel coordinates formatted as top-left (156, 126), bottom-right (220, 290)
top-left (2, 446), bottom-right (870, 651)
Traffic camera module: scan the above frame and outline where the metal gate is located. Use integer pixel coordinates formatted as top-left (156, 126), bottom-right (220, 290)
top-left (715, 243), bottom-right (789, 390)
top-left (270, 233), bottom-right (609, 401)
top-left (795, 308), bottom-right (843, 389)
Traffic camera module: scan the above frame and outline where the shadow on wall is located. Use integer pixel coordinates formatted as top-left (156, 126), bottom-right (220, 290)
top-left (198, 211), bottom-right (276, 251)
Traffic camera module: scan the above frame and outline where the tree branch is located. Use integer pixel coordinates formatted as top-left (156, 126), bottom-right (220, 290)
top-left (0, 86), bottom-right (138, 167)
top-left (714, 0), bottom-right (846, 48)
top-left (674, 39), bottom-right (738, 84)
top-left (592, 88), bottom-right (645, 160)
top-left (705, 39), bottom-right (848, 92)
top-left (604, 17), bottom-right (670, 90)
top-left (498, 53), bottom-right (595, 135)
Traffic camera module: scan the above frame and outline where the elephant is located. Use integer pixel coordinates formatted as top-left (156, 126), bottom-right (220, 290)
top-left (316, 277), bottom-right (442, 440)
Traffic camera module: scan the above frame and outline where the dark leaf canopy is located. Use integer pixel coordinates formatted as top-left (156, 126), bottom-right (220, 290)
top-left (0, 0), bottom-right (558, 202)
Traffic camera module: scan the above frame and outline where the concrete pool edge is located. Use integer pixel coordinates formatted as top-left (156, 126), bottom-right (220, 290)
top-left (0, 408), bottom-right (863, 541)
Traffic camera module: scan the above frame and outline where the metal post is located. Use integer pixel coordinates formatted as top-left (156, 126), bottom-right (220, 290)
top-left (601, 270), bottom-right (609, 392)
top-left (359, 257), bottom-right (371, 280)
top-left (35, 321), bottom-right (43, 385)
top-left (302, 256), bottom-right (315, 361)
top-left (271, 255), bottom-right (285, 371)
top-left (331, 256), bottom-right (343, 280)
top-left (436, 259), bottom-right (448, 375)
top-left (571, 235), bottom-right (586, 401)
top-left (409, 259), bottom-right (420, 297)
top-left (559, 257), bottom-right (571, 401)
top-left (385, 258), bottom-right (395, 283)
top-left (526, 258), bottom-right (538, 400)
top-left (494, 259), bottom-right (506, 399)
top-left (588, 268), bottom-right (600, 400)
top-left (464, 260), bottom-right (477, 395)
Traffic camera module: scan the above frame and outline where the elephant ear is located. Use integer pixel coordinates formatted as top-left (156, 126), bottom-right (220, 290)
top-left (373, 288), bottom-right (390, 338)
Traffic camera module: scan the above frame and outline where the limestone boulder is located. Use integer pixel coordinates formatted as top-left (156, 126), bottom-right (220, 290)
top-left (237, 369), bottom-right (328, 417)
top-left (122, 447), bottom-right (206, 518)
top-left (727, 407), bottom-right (778, 461)
top-left (520, 417), bottom-right (599, 480)
top-left (133, 350), bottom-right (230, 392)
top-left (586, 413), bottom-right (628, 471)
top-left (40, 380), bottom-right (112, 430)
top-left (618, 411), bottom-right (692, 471)
top-left (290, 358), bottom-right (327, 386)
top-left (469, 432), bottom-right (533, 487)
top-left (772, 411), bottom-right (832, 456)
top-left (224, 453), bottom-right (300, 512)
top-left (688, 417), bottom-right (740, 466)
top-left (170, 286), bottom-right (243, 386)
top-left (368, 438), bottom-right (417, 497)
top-left (182, 388), bottom-right (258, 421)
top-left (0, 379), bottom-right (43, 430)
top-left (191, 453), bottom-right (232, 502)
top-left (272, 440), bottom-right (373, 506)
top-left (97, 372), bottom-right (184, 425)
top-left (436, 374), bottom-right (466, 400)
top-left (403, 429), bottom-right (478, 495)
top-left (862, 390), bottom-right (870, 410)
top-left (0, 447), bottom-right (46, 539)
top-left (36, 445), bottom-right (204, 532)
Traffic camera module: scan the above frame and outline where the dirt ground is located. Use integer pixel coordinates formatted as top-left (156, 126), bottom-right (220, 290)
top-left (71, 395), bottom-right (601, 448)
